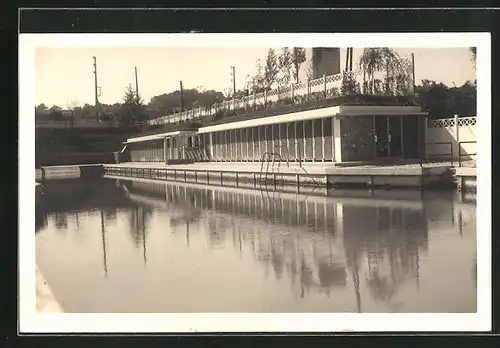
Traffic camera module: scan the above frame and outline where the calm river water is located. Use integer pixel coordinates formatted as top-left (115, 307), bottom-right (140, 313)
top-left (35, 178), bottom-right (477, 313)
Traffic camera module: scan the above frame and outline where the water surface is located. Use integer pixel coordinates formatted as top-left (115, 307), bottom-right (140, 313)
top-left (35, 178), bottom-right (477, 313)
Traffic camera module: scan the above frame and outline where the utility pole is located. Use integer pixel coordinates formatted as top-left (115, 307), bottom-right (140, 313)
top-left (345, 48), bottom-right (353, 72)
top-left (349, 48), bottom-right (353, 71)
top-left (93, 56), bottom-right (100, 120)
top-left (134, 66), bottom-right (140, 103)
top-left (180, 80), bottom-right (184, 112)
top-left (411, 52), bottom-right (416, 93)
top-left (230, 65), bottom-right (236, 96)
top-left (345, 48), bottom-right (349, 71)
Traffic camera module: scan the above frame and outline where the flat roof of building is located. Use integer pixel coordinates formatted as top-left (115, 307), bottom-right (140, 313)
top-left (127, 105), bottom-right (426, 141)
top-left (125, 130), bottom-right (198, 144)
top-left (198, 105), bottom-right (426, 134)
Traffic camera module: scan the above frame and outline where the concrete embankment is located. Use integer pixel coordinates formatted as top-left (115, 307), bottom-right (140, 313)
top-left (454, 167), bottom-right (477, 192)
top-left (36, 164), bottom-right (105, 182)
top-left (36, 265), bottom-right (63, 313)
top-left (104, 161), bottom-right (461, 191)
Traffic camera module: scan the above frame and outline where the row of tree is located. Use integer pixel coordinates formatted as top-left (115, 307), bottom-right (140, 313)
top-left (243, 47), bottom-right (308, 95)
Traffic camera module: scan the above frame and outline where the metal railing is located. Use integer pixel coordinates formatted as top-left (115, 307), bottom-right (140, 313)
top-left (423, 141), bottom-right (454, 167)
top-left (259, 152), bottom-right (285, 186)
top-left (458, 141), bottom-right (477, 167)
top-left (257, 141), bottom-right (320, 187)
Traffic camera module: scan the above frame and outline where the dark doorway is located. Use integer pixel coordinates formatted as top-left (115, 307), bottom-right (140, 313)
top-left (402, 116), bottom-right (420, 159)
top-left (374, 116), bottom-right (389, 157)
top-left (388, 115), bottom-right (403, 158)
top-left (374, 115), bottom-right (405, 159)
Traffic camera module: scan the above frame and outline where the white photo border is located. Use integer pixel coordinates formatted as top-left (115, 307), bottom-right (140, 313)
top-left (19, 32), bottom-right (491, 333)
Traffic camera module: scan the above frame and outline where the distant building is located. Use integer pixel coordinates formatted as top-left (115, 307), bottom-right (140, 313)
top-left (61, 109), bottom-right (75, 118)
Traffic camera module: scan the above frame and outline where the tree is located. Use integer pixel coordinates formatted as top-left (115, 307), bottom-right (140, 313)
top-left (117, 83), bottom-right (146, 126)
top-left (48, 105), bottom-right (63, 120)
top-left (123, 83), bottom-right (137, 104)
top-left (341, 72), bottom-right (360, 95)
top-left (469, 47), bottom-right (476, 63)
top-left (264, 48), bottom-right (279, 89)
top-left (148, 88), bottom-right (224, 114)
top-left (379, 48), bottom-right (401, 95)
top-left (291, 47), bottom-right (307, 83)
top-left (35, 103), bottom-right (50, 120)
top-left (415, 80), bottom-right (449, 119)
top-left (222, 87), bottom-right (233, 101)
top-left (304, 59), bottom-right (314, 81)
top-left (359, 48), bottom-right (386, 94)
top-left (66, 100), bottom-right (80, 110)
top-left (447, 81), bottom-right (477, 116)
top-left (35, 103), bottom-right (48, 113)
top-left (277, 47), bottom-right (293, 85)
top-left (250, 59), bottom-right (266, 93)
top-left (469, 47), bottom-right (477, 70)
top-left (243, 74), bottom-right (253, 95)
top-left (358, 47), bottom-right (412, 95)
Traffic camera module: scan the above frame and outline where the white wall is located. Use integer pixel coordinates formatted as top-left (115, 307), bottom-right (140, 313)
top-left (425, 116), bottom-right (476, 162)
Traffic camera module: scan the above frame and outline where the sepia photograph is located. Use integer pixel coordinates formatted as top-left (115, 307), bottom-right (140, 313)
top-left (19, 32), bottom-right (490, 332)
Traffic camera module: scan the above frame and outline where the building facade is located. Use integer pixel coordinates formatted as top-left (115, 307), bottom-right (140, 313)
top-left (121, 105), bottom-right (427, 165)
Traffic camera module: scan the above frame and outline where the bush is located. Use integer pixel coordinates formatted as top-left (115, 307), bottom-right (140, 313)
top-left (341, 72), bottom-right (361, 95)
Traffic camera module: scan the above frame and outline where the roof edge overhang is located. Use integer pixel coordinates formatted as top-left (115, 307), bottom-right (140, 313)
top-left (125, 130), bottom-right (198, 144)
top-left (198, 106), bottom-right (340, 134)
top-left (337, 105), bottom-right (425, 116)
top-left (198, 105), bottom-right (424, 134)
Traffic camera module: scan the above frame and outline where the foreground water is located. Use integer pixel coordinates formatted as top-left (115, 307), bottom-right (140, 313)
top-left (35, 178), bottom-right (477, 313)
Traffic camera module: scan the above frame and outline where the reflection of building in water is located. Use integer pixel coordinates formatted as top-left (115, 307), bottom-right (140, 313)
top-left (124, 180), bottom-right (204, 230)
top-left (180, 183), bottom-right (349, 297)
top-left (36, 179), bottom-right (157, 277)
top-left (341, 203), bottom-right (429, 307)
top-left (104, 208), bottom-right (117, 223)
top-left (122, 180), bottom-right (207, 250)
top-left (35, 204), bottom-right (48, 233)
top-left (120, 180), bottom-right (351, 297)
top-left (35, 179), bottom-right (135, 234)
top-left (54, 212), bottom-right (68, 230)
top-left (115, 180), bottom-right (444, 310)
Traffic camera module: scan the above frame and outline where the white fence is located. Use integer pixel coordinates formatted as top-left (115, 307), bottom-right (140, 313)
top-left (425, 115), bottom-right (476, 163)
top-left (148, 64), bottom-right (414, 126)
top-left (148, 72), bottom-right (348, 126)
top-left (147, 54), bottom-right (415, 126)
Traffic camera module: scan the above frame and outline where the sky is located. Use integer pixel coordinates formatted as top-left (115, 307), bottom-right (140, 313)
top-left (35, 47), bottom-right (476, 108)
